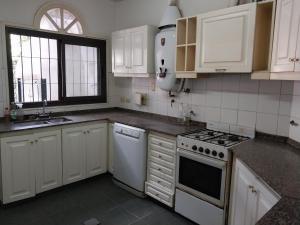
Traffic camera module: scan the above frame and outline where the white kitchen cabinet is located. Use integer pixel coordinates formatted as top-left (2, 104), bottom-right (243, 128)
top-left (271, 0), bottom-right (299, 73)
top-left (108, 123), bottom-right (114, 174)
top-left (112, 30), bottom-right (128, 73)
top-left (62, 127), bottom-right (86, 185)
top-left (86, 124), bottom-right (107, 178)
top-left (62, 123), bottom-right (108, 184)
top-left (1, 135), bottom-right (35, 204)
top-left (145, 133), bottom-right (176, 207)
top-left (35, 130), bottom-right (62, 194)
top-left (112, 25), bottom-right (157, 77)
top-left (229, 159), bottom-right (280, 225)
top-left (196, 3), bottom-right (256, 73)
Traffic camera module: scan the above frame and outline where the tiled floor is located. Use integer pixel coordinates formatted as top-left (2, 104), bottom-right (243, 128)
top-left (0, 174), bottom-right (196, 225)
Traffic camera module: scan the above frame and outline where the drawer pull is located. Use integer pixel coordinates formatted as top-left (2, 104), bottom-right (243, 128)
top-left (155, 193), bottom-right (159, 197)
top-left (158, 168), bottom-right (162, 171)
top-left (215, 68), bottom-right (227, 72)
top-left (158, 155), bottom-right (162, 159)
top-left (157, 180), bottom-right (161, 184)
top-left (158, 142), bottom-right (162, 146)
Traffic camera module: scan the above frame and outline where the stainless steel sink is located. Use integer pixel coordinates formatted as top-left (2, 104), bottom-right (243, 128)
top-left (14, 117), bottom-right (72, 127)
top-left (47, 117), bottom-right (72, 124)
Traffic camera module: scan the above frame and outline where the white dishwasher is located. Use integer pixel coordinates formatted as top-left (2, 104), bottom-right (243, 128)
top-left (113, 123), bottom-right (147, 196)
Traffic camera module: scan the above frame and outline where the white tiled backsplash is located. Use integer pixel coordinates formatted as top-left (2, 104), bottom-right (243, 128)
top-left (115, 74), bottom-right (296, 137)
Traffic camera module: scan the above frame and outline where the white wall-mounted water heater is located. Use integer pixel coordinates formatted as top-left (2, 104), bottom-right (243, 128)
top-left (155, 0), bottom-right (183, 92)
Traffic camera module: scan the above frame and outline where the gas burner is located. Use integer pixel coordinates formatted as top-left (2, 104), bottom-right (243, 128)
top-left (206, 134), bottom-right (249, 147)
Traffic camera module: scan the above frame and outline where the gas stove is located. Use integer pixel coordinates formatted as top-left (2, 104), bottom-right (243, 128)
top-left (177, 129), bottom-right (249, 161)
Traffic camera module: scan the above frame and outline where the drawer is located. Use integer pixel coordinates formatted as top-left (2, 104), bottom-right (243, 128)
top-left (149, 174), bottom-right (174, 190)
top-left (149, 143), bottom-right (175, 157)
top-left (149, 161), bottom-right (175, 179)
top-left (150, 157), bottom-right (175, 170)
top-left (150, 150), bottom-right (175, 164)
top-left (149, 136), bottom-right (175, 151)
top-left (149, 168), bottom-right (174, 184)
top-left (145, 182), bottom-right (174, 207)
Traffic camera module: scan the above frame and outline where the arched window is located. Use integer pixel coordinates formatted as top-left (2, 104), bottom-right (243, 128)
top-left (34, 3), bottom-right (84, 35)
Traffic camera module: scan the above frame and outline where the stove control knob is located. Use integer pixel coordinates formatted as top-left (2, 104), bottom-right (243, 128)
top-left (212, 150), bottom-right (217, 156)
top-left (205, 149), bottom-right (210, 154)
top-left (219, 152), bottom-right (225, 159)
top-left (192, 145), bottom-right (197, 151)
top-left (199, 147), bottom-right (204, 152)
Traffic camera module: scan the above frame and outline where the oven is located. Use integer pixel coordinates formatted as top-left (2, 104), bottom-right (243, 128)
top-left (176, 148), bottom-right (228, 208)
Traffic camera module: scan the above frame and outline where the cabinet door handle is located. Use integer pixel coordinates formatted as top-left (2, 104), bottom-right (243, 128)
top-left (83, 131), bottom-right (87, 134)
top-left (295, 58), bottom-right (300, 62)
top-left (252, 189), bottom-right (257, 194)
top-left (30, 141), bottom-right (34, 144)
top-left (215, 68), bottom-right (227, 72)
top-left (289, 58), bottom-right (296, 62)
top-left (249, 185), bottom-right (254, 190)
top-left (35, 140), bottom-right (38, 143)
top-left (87, 130), bottom-right (90, 134)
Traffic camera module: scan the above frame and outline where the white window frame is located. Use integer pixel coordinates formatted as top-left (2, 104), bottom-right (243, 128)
top-left (34, 2), bottom-right (86, 35)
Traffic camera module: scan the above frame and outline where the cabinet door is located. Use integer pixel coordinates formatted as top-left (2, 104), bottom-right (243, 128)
top-left (86, 124), bottom-right (108, 178)
top-left (196, 3), bottom-right (256, 73)
top-left (62, 127), bottom-right (86, 185)
top-left (112, 31), bottom-right (129, 73)
top-left (253, 179), bottom-right (279, 223)
top-left (130, 27), bottom-right (147, 73)
top-left (294, 0), bottom-right (300, 72)
top-left (1, 135), bottom-right (35, 203)
top-left (35, 130), bottom-right (62, 194)
top-left (271, 0), bottom-right (298, 72)
top-left (230, 159), bottom-right (256, 225)
top-left (108, 123), bottom-right (114, 173)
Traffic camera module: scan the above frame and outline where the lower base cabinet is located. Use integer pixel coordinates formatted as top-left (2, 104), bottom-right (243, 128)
top-left (35, 130), bottom-right (63, 194)
top-left (229, 158), bottom-right (280, 225)
top-left (0, 122), bottom-right (108, 204)
top-left (62, 123), bottom-right (108, 185)
top-left (145, 133), bottom-right (176, 207)
top-left (1, 135), bottom-right (36, 204)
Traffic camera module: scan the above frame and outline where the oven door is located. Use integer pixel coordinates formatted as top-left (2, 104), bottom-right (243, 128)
top-left (176, 148), bottom-right (227, 208)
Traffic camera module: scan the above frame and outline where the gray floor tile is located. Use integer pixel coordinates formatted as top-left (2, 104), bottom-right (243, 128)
top-left (0, 174), bottom-right (195, 225)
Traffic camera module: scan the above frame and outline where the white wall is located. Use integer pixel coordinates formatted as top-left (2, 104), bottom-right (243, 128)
top-left (114, 0), bottom-right (231, 30)
top-left (0, 0), bottom-right (118, 116)
top-left (289, 81), bottom-right (300, 142)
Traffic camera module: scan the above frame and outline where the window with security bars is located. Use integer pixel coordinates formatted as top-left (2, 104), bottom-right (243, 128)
top-left (6, 27), bottom-right (106, 107)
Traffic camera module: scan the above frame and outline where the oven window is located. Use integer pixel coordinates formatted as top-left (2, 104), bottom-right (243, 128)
top-left (179, 156), bottom-right (223, 200)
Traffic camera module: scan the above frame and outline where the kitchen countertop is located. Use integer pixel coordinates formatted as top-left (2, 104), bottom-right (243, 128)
top-left (231, 138), bottom-right (300, 225)
top-left (0, 108), bottom-right (204, 137)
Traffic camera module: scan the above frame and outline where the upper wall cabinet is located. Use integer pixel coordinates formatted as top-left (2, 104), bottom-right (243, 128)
top-left (195, 3), bottom-right (257, 73)
top-left (112, 25), bottom-right (158, 77)
top-left (176, 16), bottom-right (198, 78)
top-left (270, 0), bottom-right (300, 80)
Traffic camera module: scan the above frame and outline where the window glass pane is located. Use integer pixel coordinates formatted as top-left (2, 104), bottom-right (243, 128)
top-left (31, 37), bottom-right (40, 58)
top-left (9, 33), bottom-right (59, 103)
top-left (49, 39), bottom-right (57, 59)
top-left (67, 21), bottom-right (83, 34)
top-left (63, 9), bottom-right (76, 29)
top-left (47, 8), bottom-right (62, 28)
top-left (10, 34), bottom-right (21, 57)
top-left (40, 15), bottom-right (58, 31)
top-left (65, 44), bottom-right (98, 97)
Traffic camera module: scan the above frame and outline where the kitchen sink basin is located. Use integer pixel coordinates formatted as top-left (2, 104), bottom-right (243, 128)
top-left (47, 117), bottom-right (72, 124)
top-left (14, 117), bottom-right (72, 127)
